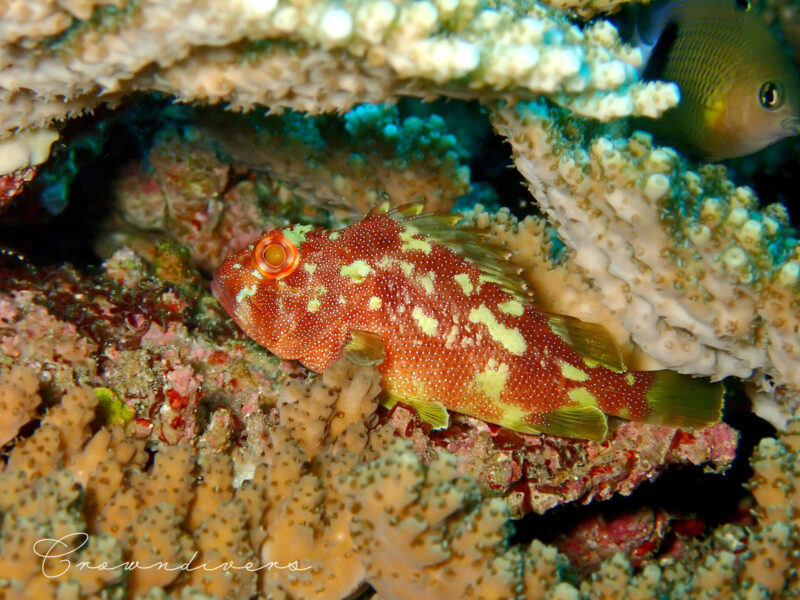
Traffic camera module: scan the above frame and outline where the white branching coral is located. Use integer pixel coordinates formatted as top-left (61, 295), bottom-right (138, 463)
top-left (0, 0), bottom-right (677, 174)
top-left (491, 101), bottom-right (800, 424)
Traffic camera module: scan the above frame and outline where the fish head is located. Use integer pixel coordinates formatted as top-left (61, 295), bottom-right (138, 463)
top-left (719, 51), bottom-right (800, 157)
top-left (211, 223), bottom-right (326, 354)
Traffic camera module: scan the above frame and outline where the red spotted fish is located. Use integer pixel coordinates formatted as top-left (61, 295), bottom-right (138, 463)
top-left (211, 204), bottom-right (723, 441)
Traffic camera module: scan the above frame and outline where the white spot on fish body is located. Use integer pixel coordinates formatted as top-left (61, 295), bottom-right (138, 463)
top-left (445, 325), bottom-right (460, 348)
top-left (498, 300), bottom-right (524, 316)
top-left (400, 226), bottom-right (432, 254)
top-left (282, 223), bottom-right (314, 245)
top-left (418, 272), bottom-right (435, 294)
top-left (398, 260), bottom-right (414, 276)
top-left (560, 361), bottom-right (590, 382)
top-left (568, 387), bottom-right (599, 408)
top-left (473, 358), bottom-right (509, 401)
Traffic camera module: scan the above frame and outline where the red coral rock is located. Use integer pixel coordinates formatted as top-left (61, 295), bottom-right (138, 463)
top-left (555, 506), bottom-right (671, 572)
top-left (0, 166), bottom-right (35, 212)
top-left (384, 406), bottom-right (739, 517)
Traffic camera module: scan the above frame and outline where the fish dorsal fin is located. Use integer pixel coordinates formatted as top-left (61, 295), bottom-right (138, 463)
top-left (345, 329), bottom-right (385, 366)
top-left (547, 315), bottom-right (626, 372)
top-left (387, 203), bottom-right (531, 303)
top-left (642, 19), bottom-right (679, 81)
top-left (538, 405), bottom-right (609, 442)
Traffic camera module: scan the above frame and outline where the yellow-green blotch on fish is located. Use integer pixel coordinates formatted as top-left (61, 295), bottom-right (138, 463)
top-left (630, 0), bottom-right (800, 159)
top-left (212, 203), bottom-right (724, 442)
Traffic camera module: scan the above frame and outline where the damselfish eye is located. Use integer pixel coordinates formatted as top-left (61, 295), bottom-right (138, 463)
top-left (760, 81), bottom-right (784, 110)
top-left (254, 232), bottom-right (299, 278)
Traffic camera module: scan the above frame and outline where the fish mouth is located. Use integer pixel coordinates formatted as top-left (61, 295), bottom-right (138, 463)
top-left (782, 117), bottom-right (800, 135)
top-left (210, 277), bottom-right (234, 316)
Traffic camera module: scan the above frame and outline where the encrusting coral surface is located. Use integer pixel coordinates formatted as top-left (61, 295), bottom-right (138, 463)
top-left (1, 0), bottom-right (800, 598)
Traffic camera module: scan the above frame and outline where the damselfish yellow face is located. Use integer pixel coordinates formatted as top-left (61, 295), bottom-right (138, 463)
top-left (724, 69), bottom-right (800, 158)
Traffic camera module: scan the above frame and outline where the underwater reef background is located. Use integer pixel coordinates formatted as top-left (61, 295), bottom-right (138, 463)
top-left (2, 0), bottom-right (800, 598)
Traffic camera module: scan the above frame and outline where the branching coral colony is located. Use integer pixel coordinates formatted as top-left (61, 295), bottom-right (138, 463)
top-left (0, 0), bottom-right (799, 598)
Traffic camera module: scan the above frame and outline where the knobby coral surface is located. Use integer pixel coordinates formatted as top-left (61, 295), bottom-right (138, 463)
top-left (0, 0), bottom-right (799, 597)
top-left (0, 0), bottom-right (677, 175)
top-left (0, 333), bottom-right (796, 598)
top-left (491, 102), bottom-right (800, 425)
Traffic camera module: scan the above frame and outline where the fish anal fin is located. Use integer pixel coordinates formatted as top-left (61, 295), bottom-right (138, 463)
top-left (538, 405), bottom-right (609, 442)
top-left (344, 329), bottom-right (385, 366)
top-left (645, 370), bottom-right (724, 429)
top-left (547, 315), bottom-right (626, 372)
top-left (381, 391), bottom-right (450, 429)
top-left (494, 405), bottom-right (608, 441)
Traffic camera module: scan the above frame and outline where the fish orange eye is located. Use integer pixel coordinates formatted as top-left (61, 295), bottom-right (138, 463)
top-left (254, 233), bottom-right (299, 278)
top-left (760, 81), bottom-right (784, 110)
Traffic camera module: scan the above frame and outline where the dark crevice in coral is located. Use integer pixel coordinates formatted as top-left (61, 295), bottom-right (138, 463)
top-left (727, 136), bottom-right (800, 227)
top-left (0, 94), bottom-right (187, 268)
top-left (397, 97), bottom-right (534, 218)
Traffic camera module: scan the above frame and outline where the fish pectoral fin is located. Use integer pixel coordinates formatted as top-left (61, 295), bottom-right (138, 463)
top-left (645, 370), bottom-right (724, 429)
top-left (344, 329), bottom-right (385, 366)
top-left (547, 315), bottom-right (626, 372)
top-left (381, 391), bottom-right (450, 430)
top-left (537, 405), bottom-right (609, 442)
top-left (410, 399), bottom-right (450, 430)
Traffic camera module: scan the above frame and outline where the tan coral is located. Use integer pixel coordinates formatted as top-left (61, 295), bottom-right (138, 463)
top-left (344, 440), bottom-right (531, 599)
top-left (0, 0), bottom-right (678, 174)
top-left (0, 364), bottom-right (40, 446)
top-left (3, 357), bottom-right (794, 599)
top-left (491, 101), bottom-right (800, 423)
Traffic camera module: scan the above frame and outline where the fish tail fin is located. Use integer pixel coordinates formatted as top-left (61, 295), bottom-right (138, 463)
top-left (645, 370), bottom-right (724, 429)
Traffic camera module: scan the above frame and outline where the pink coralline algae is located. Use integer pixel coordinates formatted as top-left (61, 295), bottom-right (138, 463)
top-left (555, 506), bottom-right (672, 571)
top-left (0, 255), bottom-right (738, 518)
top-left (0, 166), bottom-right (34, 212)
top-left (386, 404), bottom-right (738, 516)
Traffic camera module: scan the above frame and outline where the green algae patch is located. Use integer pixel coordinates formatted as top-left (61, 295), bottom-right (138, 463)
top-left (94, 387), bottom-right (136, 426)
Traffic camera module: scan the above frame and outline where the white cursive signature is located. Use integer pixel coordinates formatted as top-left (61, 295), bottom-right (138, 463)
top-left (33, 533), bottom-right (312, 578)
